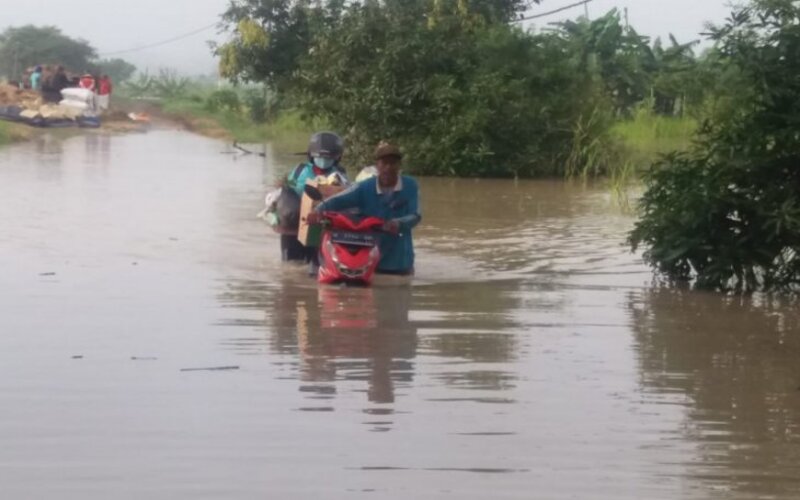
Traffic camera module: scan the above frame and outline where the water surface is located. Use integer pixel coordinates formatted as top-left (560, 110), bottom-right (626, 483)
top-left (1, 131), bottom-right (798, 499)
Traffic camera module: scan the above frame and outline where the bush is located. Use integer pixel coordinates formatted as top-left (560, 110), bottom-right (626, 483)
top-left (243, 88), bottom-right (268, 123)
top-left (630, 0), bottom-right (800, 293)
top-left (152, 69), bottom-right (190, 99)
top-left (294, 4), bottom-right (611, 177)
top-left (205, 89), bottom-right (241, 113)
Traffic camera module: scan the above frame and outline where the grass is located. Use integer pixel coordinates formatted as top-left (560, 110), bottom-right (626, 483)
top-left (157, 96), bottom-right (319, 151)
top-left (602, 108), bottom-right (698, 198)
top-left (0, 120), bottom-right (33, 145)
top-left (613, 109), bottom-right (697, 169)
top-left (0, 121), bottom-right (8, 145)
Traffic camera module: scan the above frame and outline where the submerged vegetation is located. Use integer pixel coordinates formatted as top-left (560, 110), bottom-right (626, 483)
top-left (630, 0), bottom-right (800, 293)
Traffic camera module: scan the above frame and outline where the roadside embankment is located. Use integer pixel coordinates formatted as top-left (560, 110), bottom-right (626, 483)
top-left (0, 121), bottom-right (34, 145)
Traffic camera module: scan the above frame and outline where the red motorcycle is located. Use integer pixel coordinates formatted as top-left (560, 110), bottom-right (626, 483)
top-left (317, 211), bottom-right (384, 286)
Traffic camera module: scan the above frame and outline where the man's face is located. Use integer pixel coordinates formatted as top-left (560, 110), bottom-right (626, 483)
top-left (376, 157), bottom-right (401, 186)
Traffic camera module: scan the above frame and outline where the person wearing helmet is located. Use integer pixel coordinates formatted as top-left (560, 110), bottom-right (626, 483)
top-left (308, 141), bottom-right (421, 276)
top-left (281, 132), bottom-right (349, 271)
top-left (287, 131), bottom-right (347, 196)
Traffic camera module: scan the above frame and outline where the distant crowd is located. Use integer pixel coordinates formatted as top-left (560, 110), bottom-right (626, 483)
top-left (15, 65), bottom-right (113, 113)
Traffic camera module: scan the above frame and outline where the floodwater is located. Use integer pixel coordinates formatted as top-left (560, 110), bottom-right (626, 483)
top-left (1, 130), bottom-right (799, 499)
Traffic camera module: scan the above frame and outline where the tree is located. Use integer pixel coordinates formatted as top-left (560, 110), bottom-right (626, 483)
top-left (647, 36), bottom-right (702, 115)
top-left (95, 58), bottom-right (137, 83)
top-left (555, 10), bottom-right (652, 115)
top-left (214, 0), bottom-right (322, 92)
top-left (630, 0), bottom-right (800, 292)
top-left (214, 0), bottom-right (538, 90)
top-left (0, 25), bottom-right (96, 79)
top-left (294, 0), bottom-right (606, 177)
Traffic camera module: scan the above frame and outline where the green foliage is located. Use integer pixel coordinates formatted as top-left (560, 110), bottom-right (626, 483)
top-left (613, 101), bottom-right (697, 168)
top-left (555, 11), bottom-right (706, 118)
top-left (295, 1), bottom-right (602, 177)
top-left (243, 88), bottom-right (269, 123)
top-left (161, 94), bottom-right (314, 148)
top-left (95, 58), bottom-right (137, 83)
top-left (151, 69), bottom-right (190, 98)
top-left (0, 25), bottom-right (96, 78)
top-left (648, 36), bottom-right (703, 116)
top-left (123, 69), bottom-right (191, 99)
top-left (0, 122), bottom-right (10, 146)
top-left (555, 10), bottom-right (653, 114)
top-left (0, 121), bottom-right (30, 145)
top-left (214, 0), bottom-right (321, 91)
top-left (205, 89), bottom-right (241, 113)
top-left (122, 71), bottom-right (154, 98)
top-left (565, 99), bottom-right (621, 178)
top-left (630, 0), bottom-right (800, 293)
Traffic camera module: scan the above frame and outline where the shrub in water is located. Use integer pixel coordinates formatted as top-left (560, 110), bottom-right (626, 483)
top-left (630, 0), bottom-right (800, 293)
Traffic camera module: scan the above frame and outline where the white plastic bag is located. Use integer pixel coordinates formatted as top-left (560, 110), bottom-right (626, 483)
top-left (257, 188), bottom-right (282, 220)
top-left (58, 99), bottom-right (88, 111)
top-left (61, 87), bottom-right (94, 102)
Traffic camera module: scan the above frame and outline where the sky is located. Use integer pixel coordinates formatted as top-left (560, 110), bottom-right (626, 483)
top-left (0, 0), bottom-right (734, 75)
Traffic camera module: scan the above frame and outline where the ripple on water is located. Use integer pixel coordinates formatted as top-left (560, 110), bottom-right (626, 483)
top-left (2, 133), bottom-right (800, 500)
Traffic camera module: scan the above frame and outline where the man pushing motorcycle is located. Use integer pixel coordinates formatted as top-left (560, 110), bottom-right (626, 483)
top-left (306, 142), bottom-right (421, 276)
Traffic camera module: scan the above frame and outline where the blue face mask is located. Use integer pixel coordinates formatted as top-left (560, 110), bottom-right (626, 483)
top-left (313, 156), bottom-right (336, 170)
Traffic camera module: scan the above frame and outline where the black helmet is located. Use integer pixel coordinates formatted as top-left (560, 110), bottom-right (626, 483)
top-left (308, 131), bottom-right (344, 159)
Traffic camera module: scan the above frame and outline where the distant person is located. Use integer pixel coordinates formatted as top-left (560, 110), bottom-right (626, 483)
top-left (42, 65), bottom-right (70, 103)
top-left (78, 73), bottom-right (95, 91)
top-left (97, 75), bottom-right (113, 112)
top-left (30, 66), bottom-right (43, 91)
top-left (308, 142), bottom-right (421, 276)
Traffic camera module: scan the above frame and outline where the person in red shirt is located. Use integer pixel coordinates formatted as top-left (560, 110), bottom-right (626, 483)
top-left (97, 75), bottom-right (113, 112)
top-left (78, 73), bottom-right (95, 91)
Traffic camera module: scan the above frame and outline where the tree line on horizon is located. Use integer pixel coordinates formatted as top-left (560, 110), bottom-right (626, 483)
top-left (0, 25), bottom-right (137, 85)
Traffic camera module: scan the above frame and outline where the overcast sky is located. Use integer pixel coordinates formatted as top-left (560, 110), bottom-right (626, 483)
top-left (0, 0), bottom-right (734, 75)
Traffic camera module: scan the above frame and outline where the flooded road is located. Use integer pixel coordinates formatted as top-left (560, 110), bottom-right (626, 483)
top-left (1, 130), bottom-right (799, 499)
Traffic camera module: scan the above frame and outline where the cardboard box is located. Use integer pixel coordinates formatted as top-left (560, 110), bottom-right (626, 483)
top-left (298, 180), bottom-right (346, 247)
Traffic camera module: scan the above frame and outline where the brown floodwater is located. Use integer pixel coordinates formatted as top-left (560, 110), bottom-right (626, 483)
top-left (1, 130), bottom-right (799, 499)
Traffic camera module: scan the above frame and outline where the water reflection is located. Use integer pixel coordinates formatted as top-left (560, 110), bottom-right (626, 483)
top-left (219, 279), bottom-right (418, 415)
top-left (631, 289), bottom-right (800, 498)
top-left (32, 133), bottom-right (65, 180)
top-left (217, 277), bottom-right (525, 427)
top-left (84, 132), bottom-right (111, 169)
top-left (296, 286), bottom-right (417, 406)
top-left (8, 131), bottom-right (800, 497)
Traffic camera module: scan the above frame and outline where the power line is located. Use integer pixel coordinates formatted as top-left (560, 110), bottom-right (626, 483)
top-left (98, 22), bottom-right (218, 57)
top-left (97, 2), bottom-right (589, 56)
top-left (514, 0), bottom-right (594, 23)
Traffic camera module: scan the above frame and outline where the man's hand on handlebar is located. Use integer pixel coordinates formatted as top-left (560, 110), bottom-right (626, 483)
top-left (383, 220), bottom-right (400, 234)
top-left (305, 212), bottom-right (322, 225)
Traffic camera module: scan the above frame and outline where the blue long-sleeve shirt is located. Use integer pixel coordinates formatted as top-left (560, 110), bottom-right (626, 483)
top-left (316, 175), bottom-right (421, 273)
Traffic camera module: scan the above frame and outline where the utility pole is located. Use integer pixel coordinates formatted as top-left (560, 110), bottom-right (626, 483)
top-left (584, 0), bottom-right (589, 18)
top-left (624, 7), bottom-right (629, 28)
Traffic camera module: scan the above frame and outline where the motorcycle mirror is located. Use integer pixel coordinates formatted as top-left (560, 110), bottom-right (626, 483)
top-left (304, 184), bottom-right (324, 201)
